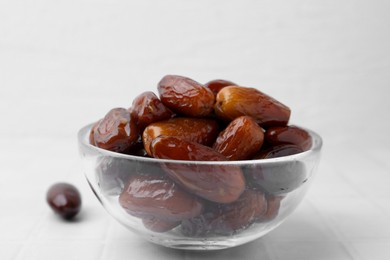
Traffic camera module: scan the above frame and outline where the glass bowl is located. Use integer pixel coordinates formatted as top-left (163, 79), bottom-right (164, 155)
top-left (78, 123), bottom-right (322, 250)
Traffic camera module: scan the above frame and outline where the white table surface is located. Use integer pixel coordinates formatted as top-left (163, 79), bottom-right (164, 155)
top-left (1, 1), bottom-right (390, 259)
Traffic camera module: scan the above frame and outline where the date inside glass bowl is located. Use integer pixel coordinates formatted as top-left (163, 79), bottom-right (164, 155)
top-left (78, 75), bottom-right (322, 250)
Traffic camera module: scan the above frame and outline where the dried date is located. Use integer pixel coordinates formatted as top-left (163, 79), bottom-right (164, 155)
top-left (94, 108), bottom-right (139, 153)
top-left (158, 75), bottom-right (215, 117)
top-left (150, 136), bottom-right (245, 203)
top-left (213, 116), bottom-right (264, 160)
top-left (214, 86), bottom-right (290, 128)
top-left (119, 174), bottom-right (203, 222)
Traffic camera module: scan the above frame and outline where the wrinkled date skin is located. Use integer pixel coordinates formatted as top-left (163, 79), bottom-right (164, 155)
top-left (213, 116), bottom-right (264, 160)
top-left (254, 144), bottom-right (303, 159)
top-left (142, 117), bottom-right (219, 156)
top-left (265, 125), bottom-right (312, 151)
top-left (214, 86), bottom-right (291, 128)
top-left (130, 91), bottom-right (174, 130)
top-left (204, 79), bottom-right (236, 96)
top-left (158, 75), bottom-right (215, 117)
top-left (94, 108), bottom-right (139, 153)
top-left (118, 174), bottom-right (203, 222)
top-left (46, 183), bottom-right (82, 220)
top-left (181, 190), bottom-right (267, 236)
top-left (150, 136), bottom-right (246, 203)
top-left (142, 217), bottom-right (180, 233)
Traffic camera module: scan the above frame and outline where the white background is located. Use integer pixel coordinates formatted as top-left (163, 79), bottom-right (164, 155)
top-left (1, 0), bottom-right (390, 259)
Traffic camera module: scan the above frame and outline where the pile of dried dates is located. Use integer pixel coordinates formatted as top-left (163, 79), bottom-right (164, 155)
top-left (89, 75), bottom-right (312, 235)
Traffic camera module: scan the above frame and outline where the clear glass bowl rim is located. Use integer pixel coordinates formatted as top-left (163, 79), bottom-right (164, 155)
top-left (78, 122), bottom-right (323, 166)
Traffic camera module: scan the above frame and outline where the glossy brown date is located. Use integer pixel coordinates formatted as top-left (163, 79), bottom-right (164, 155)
top-left (213, 116), bottom-right (264, 160)
top-left (151, 136), bottom-right (246, 203)
top-left (158, 75), bottom-right (215, 117)
top-left (118, 174), bottom-right (203, 222)
top-left (181, 190), bottom-right (267, 236)
top-left (142, 117), bottom-right (219, 156)
top-left (204, 79), bottom-right (236, 96)
top-left (46, 183), bottom-right (81, 220)
top-left (130, 91), bottom-right (174, 130)
top-left (94, 108), bottom-right (139, 153)
top-left (264, 125), bottom-right (312, 151)
top-left (214, 86), bottom-right (290, 128)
